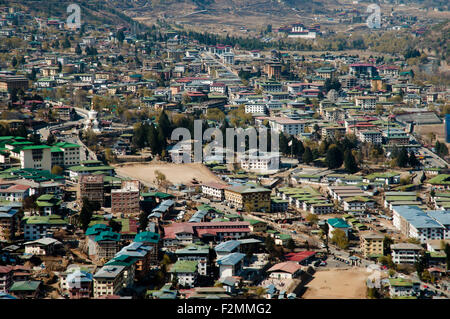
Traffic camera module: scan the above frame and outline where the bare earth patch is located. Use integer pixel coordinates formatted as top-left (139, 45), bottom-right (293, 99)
top-left (113, 162), bottom-right (224, 187)
top-left (302, 268), bottom-right (369, 299)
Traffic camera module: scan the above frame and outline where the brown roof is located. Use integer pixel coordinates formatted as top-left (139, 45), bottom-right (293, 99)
top-left (267, 261), bottom-right (302, 274)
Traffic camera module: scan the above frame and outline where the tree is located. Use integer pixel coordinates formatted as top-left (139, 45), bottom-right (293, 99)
top-left (104, 148), bottom-right (117, 163)
top-left (46, 133), bottom-right (56, 145)
top-left (75, 44), bottom-right (82, 55)
top-left (330, 229), bottom-right (349, 250)
top-left (51, 165), bottom-right (63, 176)
top-left (383, 236), bottom-right (394, 255)
top-left (396, 148), bottom-right (409, 167)
top-left (147, 124), bottom-right (160, 155)
top-left (157, 110), bottom-right (172, 141)
top-left (306, 213), bottom-right (319, 224)
top-left (117, 30), bottom-right (125, 44)
top-left (286, 238), bottom-right (296, 251)
top-left (11, 56), bottom-right (17, 68)
top-left (408, 151), bottom-right (420, 168)
top-left (344, 149), bottom-right (358, 173)
top-left (415, 252), bottom-right (428, 279)
top-left (255, 287), bottom-right (267, 298)
top-left (302, 147), bottom-right (313, 164)
top-left (79, 198), bottom-right (95, 231)
top-left (445, 243), bottom-right (450, 270)
top-left (108, 219), bottom-right (122, 233)
top-left (138, 211), bottom-right (149, 231)
top-left (326, 145), bottom-right (344, 169)
top-left (154, 170), bottom-right (170, 191)
top-left (319, 222), bottom-right (330, 253)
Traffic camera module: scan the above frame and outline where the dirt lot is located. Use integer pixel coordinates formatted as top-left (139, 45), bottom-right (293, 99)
top-left (113, 162), bottom-right (224, 187)
top-left (416, 124), bottom-right (445, 140)
top-left (302, 268), bottom-right (369, 299)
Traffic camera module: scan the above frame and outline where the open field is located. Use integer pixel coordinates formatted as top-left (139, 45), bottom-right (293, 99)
top-left (113, 162), bottom-right (224, 187)
top-left (302, 268), bottom-right (369, 299)
top-left (416, 123), bottom-right (445, 140)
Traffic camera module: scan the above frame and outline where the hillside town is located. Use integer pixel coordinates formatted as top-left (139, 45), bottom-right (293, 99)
top-left (0, 3), bottom-right (449, 301)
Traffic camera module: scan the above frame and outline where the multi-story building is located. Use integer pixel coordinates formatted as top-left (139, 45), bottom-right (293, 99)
top-left (93, 265), bottom-right (126, 298)
top-left (52, 105), bottom-right (75, 121)
top-left (343, 196), bottom-right (375, 213)
top-left (269, 117), bottom-right (305, 136)
top-left (238, 150), bottom-right (280, 174)
top-left (134, 231), bottom-right (160, 266)
top-left (201, 182), bottom-right (228, 201)
top-left (52, 142), bottom-right (81, 167)
top-left (391, 243), bottom-right (423, 264)
top-left (0, 206), bottom-right (18, 241)
top-left (163, 222), bottom-right (251, 246)
top-left (355, 96), bottom-right (378, 110)
top-left (111, 180), bottom-right (140, 214)
top-left (217, 252), bottom-right (245, 280)
top-left (389, 278), bottom-right (420, 298)
top-left (85, 225), bottom-right (121, 262)
top-left (0, 183), bottom-right (30, 202)
top-left (392, 206), bottom-right (445, 243)
top-left (321, 126), bottom-right (346, 140)
top-left (0, 266), bottom-right (13, 293)
top-left (360, 232), bottom-right (384, 258)
top-left (0, 75), bottom-right (29, 93)
top-left (77, 174), bottom-right (104, 206)
top-left (23, 215), bottom-right (67, 241)
top-left (65, 269), bottom-right (93, 299)
top-left (224, 185), bottom-right (271, 212)
top-left (264, 62), bottom-right (281, 79)
top-left (357, 130), bottom-right (382, 145)
top-left (168, 260), bottom-right (198, 288)
top-left (14, 145), bottom-right (52, 171)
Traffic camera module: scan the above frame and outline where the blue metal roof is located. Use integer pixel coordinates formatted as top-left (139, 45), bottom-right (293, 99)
top-left (426, 210), bottom-right (450, 226)
top-left (214, 240), bottom-right (240, 253)
top-left (393, 206), bottom-right (444, 229)
top-left (217, 252), bottom-right (245, 266)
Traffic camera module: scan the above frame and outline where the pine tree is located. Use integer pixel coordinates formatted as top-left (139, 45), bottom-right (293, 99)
top-left (302, 147), bottom-right (313, 164)
top-left (75, 44), bottom-right (82, 55)
top-left (408, 151), bottom-right (420, 168)
top-left (396, 148), bottom-right (409, 167)
top-left (326, 145), bottom-right (344, 169)
top-left (147, 124), bottom-right (159, 155)
top-left (158, 110), bottom-right (172, 140)
top-left (344, 150), bottom-right (358, 173)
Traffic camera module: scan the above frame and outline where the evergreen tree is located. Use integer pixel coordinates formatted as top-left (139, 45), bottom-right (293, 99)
top-left (344, 150), bottom-right (358, 173)
top-left (408, 151), bottom-right (420, 168)
top-left (80, 198), bottom-right (95, 231)
top-left (158, 110), bottom-right (172, 140)
top-left (302, 147), bottom-right (313, 164)
top-left (326, 145), bottom-right (344, 169)
top-left (396, 148), bottom-right (409, 167)
top-left (147, 123), bottom-right (159, 155)
top-left (117, 30), bottom-right (125, 44)
top-left (75, 43), bottom-right (82, 55)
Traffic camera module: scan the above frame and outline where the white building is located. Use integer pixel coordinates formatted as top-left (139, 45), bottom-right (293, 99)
top-left (389, 278), bottom-right (420, 297)
top-left (93, 265), bottom-right (125, 298)
top-left (267, 261), bottom-right (302, 280)
top-left (238, 150), bottom-right (280, 174)
top-left (269, 117), bottom-right (305, 136)
top-left (391, 243), bottom-right (423, 264)
top-left (245, 102), bottom-right (267, 115)
top-left (9, 145), bottom-right (52, 171)
top-left (217, 253), bottom-right (245, 280)
top-left (392, 206), bottom-right (445, 243)
top-left (201, 182), bottom-right (228, 201)
top-left (357, 130), bottom-right (382, 145)
top-left (355, 96), bottom-right (378, 110)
